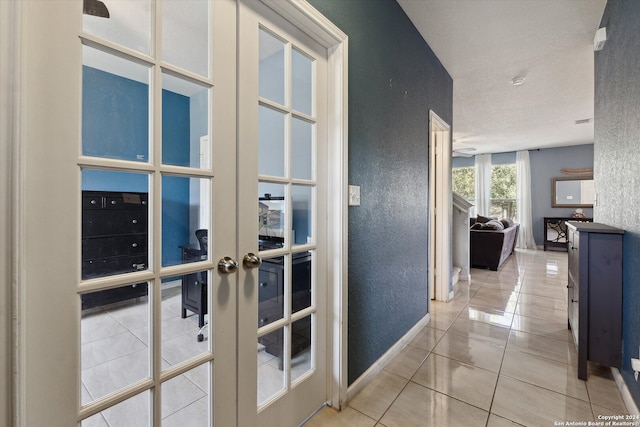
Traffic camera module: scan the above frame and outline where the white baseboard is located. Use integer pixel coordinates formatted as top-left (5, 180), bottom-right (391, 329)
top-left (347, 313), bottom-right (431, 402)
top-left (612, 367), bottom-right (640, 415)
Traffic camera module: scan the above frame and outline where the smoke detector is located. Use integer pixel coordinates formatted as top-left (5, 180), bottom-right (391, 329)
top-left (510, 77), bottom-right (525, 86)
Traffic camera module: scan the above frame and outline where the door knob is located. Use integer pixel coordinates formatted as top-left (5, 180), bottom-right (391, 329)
top-left (243, 253), bottom-right (262, 269)
top-left (218, 257), bottom-right (239, 274)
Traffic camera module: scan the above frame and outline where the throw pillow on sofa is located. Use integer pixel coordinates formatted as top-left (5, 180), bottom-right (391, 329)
top-left (470, 222), bottom-right (483, 230)
top-left (500, 218), bottom-right (514, 228)
top-left (482, 220), bottom-right (504, 230)
top-left (476, 214), bottom-right (492, 224)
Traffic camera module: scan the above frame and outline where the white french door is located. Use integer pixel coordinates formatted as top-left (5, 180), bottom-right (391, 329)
top-left (237, 1), bottom-right (328, 425)
top-left (15, 0), bottom-right (343, 426)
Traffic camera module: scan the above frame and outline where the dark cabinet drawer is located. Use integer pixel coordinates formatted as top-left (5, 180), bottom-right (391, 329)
top-left (82, 254), bottom-right (147, 279)
top-left (82, 234), bottom-right (147, 259)
top-left (82, 192), bottom-right (148, 210)
top-left (83, 209), bottom-right (148, 237)
top-left (82, 283), bottom-right (148, 310)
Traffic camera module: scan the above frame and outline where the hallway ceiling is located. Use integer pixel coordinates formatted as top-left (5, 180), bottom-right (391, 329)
top-left (397, 0), bottom-right (607, 155)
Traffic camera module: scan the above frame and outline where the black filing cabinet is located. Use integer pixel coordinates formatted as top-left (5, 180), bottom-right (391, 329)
top-left (567, 221), bottom-right (624, 380)
top-left (81, 191), bottom-right (148, 309)
top-left (258, 252), bottom-right (312, 369)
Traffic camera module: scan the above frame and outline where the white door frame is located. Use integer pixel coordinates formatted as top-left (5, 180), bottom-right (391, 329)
top-left (264, 0), bottom-right (349, 410)
top-left (428, 111), bottom-right (452, 302)
top-left (1, 0), bottom-right (19, 424)
top-left (8, 0), bottom-right (349, 423)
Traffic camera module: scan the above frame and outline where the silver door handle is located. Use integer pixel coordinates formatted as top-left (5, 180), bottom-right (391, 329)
top-left (243, 253), bottom-right (262, 269)
top-left (218, 257), bottom-right (239, 274)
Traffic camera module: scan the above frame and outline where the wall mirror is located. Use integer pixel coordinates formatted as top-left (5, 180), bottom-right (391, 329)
top-left (552, 176), bottom-right (595, 207)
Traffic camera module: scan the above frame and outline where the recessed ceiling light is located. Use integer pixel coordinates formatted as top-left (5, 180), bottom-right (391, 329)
top-left (510, 77), bottom-right (525, 86)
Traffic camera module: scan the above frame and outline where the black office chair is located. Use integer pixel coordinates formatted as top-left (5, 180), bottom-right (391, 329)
top-left (194, 229), bottom-right (209, 342)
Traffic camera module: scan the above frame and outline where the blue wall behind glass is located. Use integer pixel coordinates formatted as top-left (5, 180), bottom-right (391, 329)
top-left (82, 66), bottom-right (190, 266)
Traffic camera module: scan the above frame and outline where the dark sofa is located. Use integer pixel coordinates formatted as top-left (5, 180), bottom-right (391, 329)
top-left (469, 217), bottom-right (520, 271)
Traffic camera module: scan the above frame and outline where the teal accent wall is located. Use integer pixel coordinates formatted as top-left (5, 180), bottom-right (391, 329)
top-left (594, 0), bottom-right (640, 407)
top-left (308, 0), bottom-right (453, 385)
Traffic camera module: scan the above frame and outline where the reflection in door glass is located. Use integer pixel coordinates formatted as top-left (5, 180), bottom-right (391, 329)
top-left (81, 284), bottom-right (150, 404)
top-left (258, 105), bottom-right (286, 177)
top-left (259, 29), bottom-right (285, 105)
top-left (257, 327), bottom-right (286, 406)
top-left (83, 0), bottom-right (151, 55)
top-left (162, 175), bottom-right (211, 267)
top-left (82, 45), bottom-right (150, 162)
top-left (162, 73), bottom-right (210, 168)
top-left (162, 0), bottom-right (209, 76)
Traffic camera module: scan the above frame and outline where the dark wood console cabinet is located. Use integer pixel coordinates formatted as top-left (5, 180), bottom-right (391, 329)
top-left (81, 191), bottom-right (149, 310)
top-left (567, 221), bottom-right (623, 380)
top-left (544, 217), bottom-right (592, 251)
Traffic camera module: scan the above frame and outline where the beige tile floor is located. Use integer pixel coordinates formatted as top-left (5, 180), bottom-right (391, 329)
top-left (304, 249), bottom-right (629, 427)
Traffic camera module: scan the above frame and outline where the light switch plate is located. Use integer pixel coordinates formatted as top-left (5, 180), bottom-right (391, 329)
top-left (348, 185), bottom-right (360, 206)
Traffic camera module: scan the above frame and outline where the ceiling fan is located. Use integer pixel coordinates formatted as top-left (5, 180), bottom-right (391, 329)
top-left (452, 146), bottom-right (476, 158)
top-left (83, 0), bottom-right (110, 18)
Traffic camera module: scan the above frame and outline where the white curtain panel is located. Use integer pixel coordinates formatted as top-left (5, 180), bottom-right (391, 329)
top-left (516, 150), bottom-right (537, 249)
top-left (474, 154), bottom-right (491, 217)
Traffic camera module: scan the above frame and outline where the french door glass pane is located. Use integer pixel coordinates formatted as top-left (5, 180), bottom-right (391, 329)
top-left (291, 185), bottom-right (314, 245)
top-left (161, 276), bottom-right (210, 365)
top-left (161, 365), bottom-right (210, 425)
top-left (291, 315), bottom-right (312, 383)
top-left (258, 105), bottom-right (286, 177)
top-left (83, 0), bottom-right (152, 55)
top-left (82, 46), bottom-right (151, 162)
top-left (291, 118), bottom-right (313, 180)
top-left (258, 183), bottom-right (286, 249)
top-left (291, 185), bottom-right (312, 246)
top-left (81, 284), bottom-right (150, 404)
top-left (291, 251), bottom-right (311, 314)
top-left (81, 170), bottom-right (149, 279)
top-left (259, 29), bottom-right (285, 105)
top-left (82, 390), bottom-right (151, 427)
top-left (257, 328), bottom-right (286, 406)
top-left (258, 256), bottom-right (285, 328)
top-left (161, 176), bottom-right (210, 267)
top-left (291, 49), bottom-right (313, 116)
top-left (161, 73), bottom-right (210, 168)
top-left (162, 0), bottom-right (209, 77)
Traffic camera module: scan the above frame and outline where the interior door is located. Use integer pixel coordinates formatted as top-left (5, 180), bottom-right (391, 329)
top-left (17, 1), bottom-right (334, 426)
top-left (18, 0), bottom-right (238, 425)
top-left (237, 1), bottom-right (329, 425)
